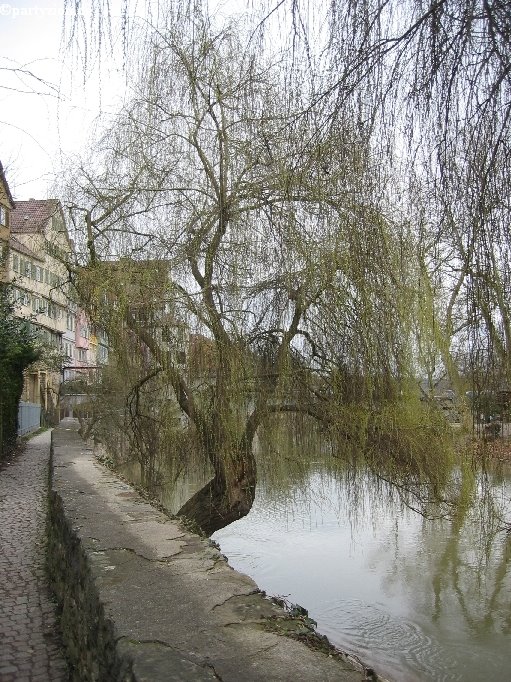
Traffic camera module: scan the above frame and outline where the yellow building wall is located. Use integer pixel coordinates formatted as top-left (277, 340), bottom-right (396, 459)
top-left (9, 231), bottom-right (69, 337)
top-left (9, 206), bottom-right (73, 422)
top-left (0, 186), bottom-right (10, 280)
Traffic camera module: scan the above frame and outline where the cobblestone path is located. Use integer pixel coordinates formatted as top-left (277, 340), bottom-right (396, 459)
top-left (0, 430), bottom-right (69, 681)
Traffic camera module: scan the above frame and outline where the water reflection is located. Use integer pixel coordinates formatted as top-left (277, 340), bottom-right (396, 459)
top-left (119, 424), bottom-right (511, 682)
top-left (213, 468), bottom-right (511, 682)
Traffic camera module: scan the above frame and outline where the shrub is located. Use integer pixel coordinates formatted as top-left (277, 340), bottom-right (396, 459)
top-left (0, 286), bottom-right (40, 459)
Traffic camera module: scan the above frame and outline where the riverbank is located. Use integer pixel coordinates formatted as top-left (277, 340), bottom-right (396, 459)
top-left (47, 419), bottom-right (378, 681)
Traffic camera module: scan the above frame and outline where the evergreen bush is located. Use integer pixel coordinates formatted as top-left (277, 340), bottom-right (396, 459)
top-left (0, 285), bottom-right (40, 460)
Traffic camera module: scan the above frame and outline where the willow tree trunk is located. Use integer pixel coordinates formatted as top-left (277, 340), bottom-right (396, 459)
top-left (177, 442), bottom-right (257, 535)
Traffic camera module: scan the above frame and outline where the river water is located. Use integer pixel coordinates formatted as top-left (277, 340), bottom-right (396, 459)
top-left (211, 465), bottom-right (511, 682)
top-left (123, 442), bottom-right (511, 682)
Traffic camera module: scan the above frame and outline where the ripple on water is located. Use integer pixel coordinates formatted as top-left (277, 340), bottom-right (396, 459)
top-left (213, 469), bottom-right (511, 682)
top-left (317, 600), bottom-right (461, 682)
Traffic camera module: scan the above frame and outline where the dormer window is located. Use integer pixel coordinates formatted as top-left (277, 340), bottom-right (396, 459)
top-left (0, 205), bottom-right (6, 226)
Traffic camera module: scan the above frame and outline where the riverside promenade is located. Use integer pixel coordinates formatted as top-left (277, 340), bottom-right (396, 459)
top-left (0, 421), bottom-right (375, 681)
top-left (48, 420), bottom-right (372, 681)
top-left (0, 430), bottom-right (69, 681)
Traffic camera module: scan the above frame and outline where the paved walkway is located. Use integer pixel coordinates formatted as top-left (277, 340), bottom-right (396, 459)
top-left (0, 430), bottom-right (69, 682)
top-left (48, 420), bottom-right (368, 682)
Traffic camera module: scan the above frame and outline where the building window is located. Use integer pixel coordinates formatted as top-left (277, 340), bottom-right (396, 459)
top-left (37, 328), bottom-right (61, 348)
top-left (77, 348), bottom-right (87, 362)
top-left (12, 254), bottom-right (18, 272)
top-left (0, 205), bottom-right (6, 226)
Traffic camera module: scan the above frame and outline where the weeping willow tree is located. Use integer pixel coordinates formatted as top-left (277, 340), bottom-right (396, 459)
top-left (63, 0), bottom-right (511, 402)
top-left (181, 0), bottom-right (511, 410)
top-left (62, 10), bottom-right (457, 534)
top-left (302, 0), bottom-right (511, 398)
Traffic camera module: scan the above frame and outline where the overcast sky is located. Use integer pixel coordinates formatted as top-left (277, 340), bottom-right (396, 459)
top-left (0, 0), bottom-right (129, 200)
top-left (0, 0), bottom-right (302, 202)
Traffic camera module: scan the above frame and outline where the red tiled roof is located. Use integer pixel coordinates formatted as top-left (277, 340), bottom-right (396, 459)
top-left (11, 199), bottom-right (59, 234)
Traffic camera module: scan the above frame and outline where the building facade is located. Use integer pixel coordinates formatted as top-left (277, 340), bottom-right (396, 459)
top-left (0, 162), bottom-right (14, 279)
top-left (2, 185), bottom-right (109, 424)
top-left (7, 199), bottom-right (74, 420)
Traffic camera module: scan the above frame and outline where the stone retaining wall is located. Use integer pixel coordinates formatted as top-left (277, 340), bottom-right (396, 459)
top-left (47, 437), bottom-right (125, 680)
